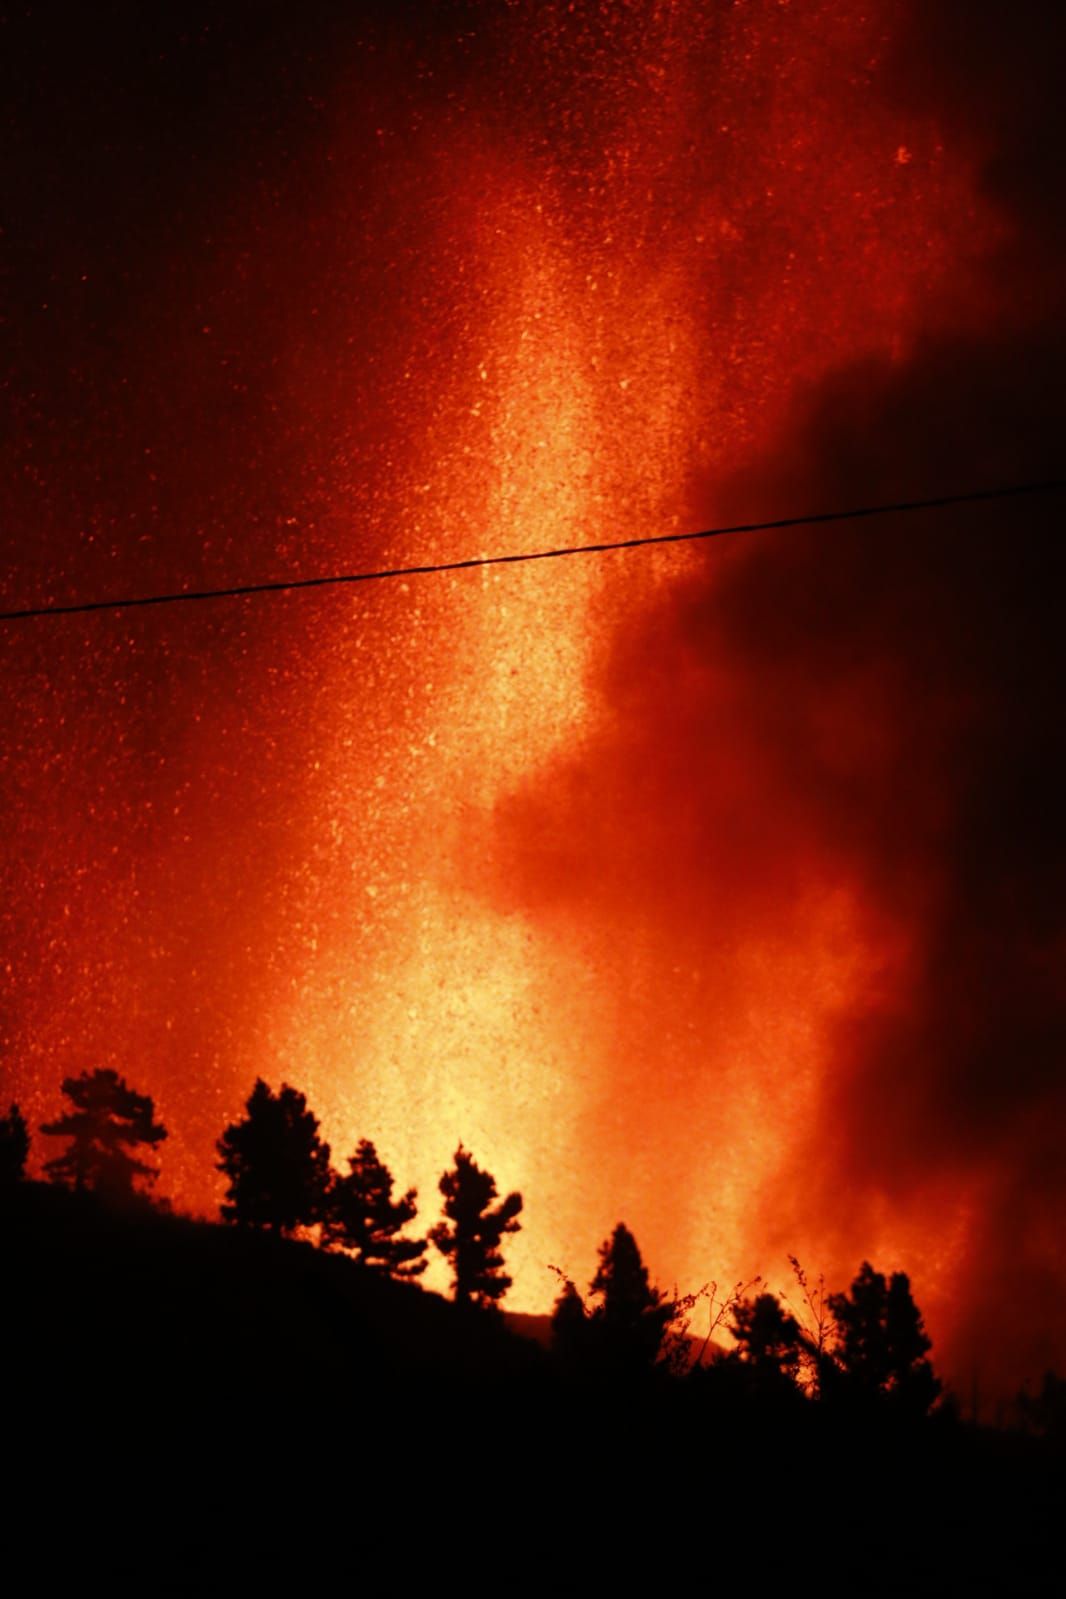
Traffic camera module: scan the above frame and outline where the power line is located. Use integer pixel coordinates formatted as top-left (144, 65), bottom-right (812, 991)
top-left (1, 477), bottom-right (1062, 624)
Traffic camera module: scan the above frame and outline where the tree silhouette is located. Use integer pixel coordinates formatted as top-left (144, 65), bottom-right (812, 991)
top-left (216, 1079), bottom-right (331, 1234)
top-left (827, 1261), bottom-right (941, 1414)
top-left (550, 1274), bottom-right (590, 1373)
top-left (40, 1069), bottom-right (166, 1197)
top-left (584, 1222), bottom-right (675, 1376)
top-left (728, 1292), bottom-right (806, 1396)
top-left (0, 1102), bottom-right (30, 1185)
top-left (322, 1138), bottom-right (428, 1277)
top-left (429, 1145), bottom-right (522, 1309)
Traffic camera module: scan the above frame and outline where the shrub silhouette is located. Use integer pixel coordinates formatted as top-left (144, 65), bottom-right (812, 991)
top-left (321, 1138), bottom-right (428, 1277)
top-left (217, 1078), bottom-right (331, 1233)
top-left (429, 1145), bottom-right (522, 1309)
top-left (40, 1069), bottom-right (166, 1198)
top-left (0, 1102), bottom-right (30, 1185)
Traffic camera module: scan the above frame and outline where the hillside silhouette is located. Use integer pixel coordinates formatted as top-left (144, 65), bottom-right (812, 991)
top-left (2, 1179), bottom-right (1060, 1590)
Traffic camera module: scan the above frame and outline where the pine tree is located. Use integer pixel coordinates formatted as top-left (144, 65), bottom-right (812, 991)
top-left (40, 1069), bottom-right (166, 1197)
top-left (550, 1275), bottom-right (590, 1373)
top-left (585, 1222), bottom-right (675, 1376)
top-left (429, 1145), bottom-right (522, 1310)
top-left (728, 1292), bottom-right (806, 1395)
top-left (216, 1079), bottom-right (331, 1234)
top-left (0, 1103), bottom-right (30, 1185)
top-left (827, 1261), bottom-right (940, 1414)
top-left (322, 1138), bottom-right (427, 1277)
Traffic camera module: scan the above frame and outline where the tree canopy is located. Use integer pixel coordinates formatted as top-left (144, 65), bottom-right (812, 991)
top-left (727, 1292), bottom-right (806, 1396)
top-left (321, 1138), bottom-right (427, 1277)
top-left (826, 1261), bottom-right (941, 1414)
top-left (552, 1224), bottom-right (676, 1378)
top-left (550, 1276), bottom-right (590, 1372)
top-left (216, 1079), bottom-right (331, 1233)
top-left (429, 1145), bottom-right (522, 1309)
top-left (587, 1222), bottom-right (675, 1375)
top-left (40, 1069), bottom-right (166, 1197)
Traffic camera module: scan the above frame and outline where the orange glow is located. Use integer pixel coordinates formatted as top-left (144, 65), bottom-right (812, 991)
top-left (4, 3), bottom-right (1006, 1359)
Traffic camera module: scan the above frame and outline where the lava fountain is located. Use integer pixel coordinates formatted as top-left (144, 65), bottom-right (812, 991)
top-left (2, 2), bottom-right (1011, 1341)
top-left (255, 2), bottom-right (990, 1308)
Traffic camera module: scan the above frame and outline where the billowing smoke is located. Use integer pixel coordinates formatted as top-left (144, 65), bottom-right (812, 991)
top-left (490, 2), bottom-right (1066, 1389)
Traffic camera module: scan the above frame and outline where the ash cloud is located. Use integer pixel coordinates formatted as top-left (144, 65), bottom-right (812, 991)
top-left (492, 3), bottom-right (1066, 1385)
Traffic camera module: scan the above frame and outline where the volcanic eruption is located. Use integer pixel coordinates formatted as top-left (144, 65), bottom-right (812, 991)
top-left (2, 2), bottom-right (1062, 1394)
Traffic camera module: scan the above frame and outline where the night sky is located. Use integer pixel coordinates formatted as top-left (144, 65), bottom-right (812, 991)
top-left (2, 1), bottom-right (1063, 1393)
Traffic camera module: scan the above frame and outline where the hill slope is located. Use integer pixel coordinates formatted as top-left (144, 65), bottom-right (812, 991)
top-left (2, 1182), bottom-right (1060, 1590)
